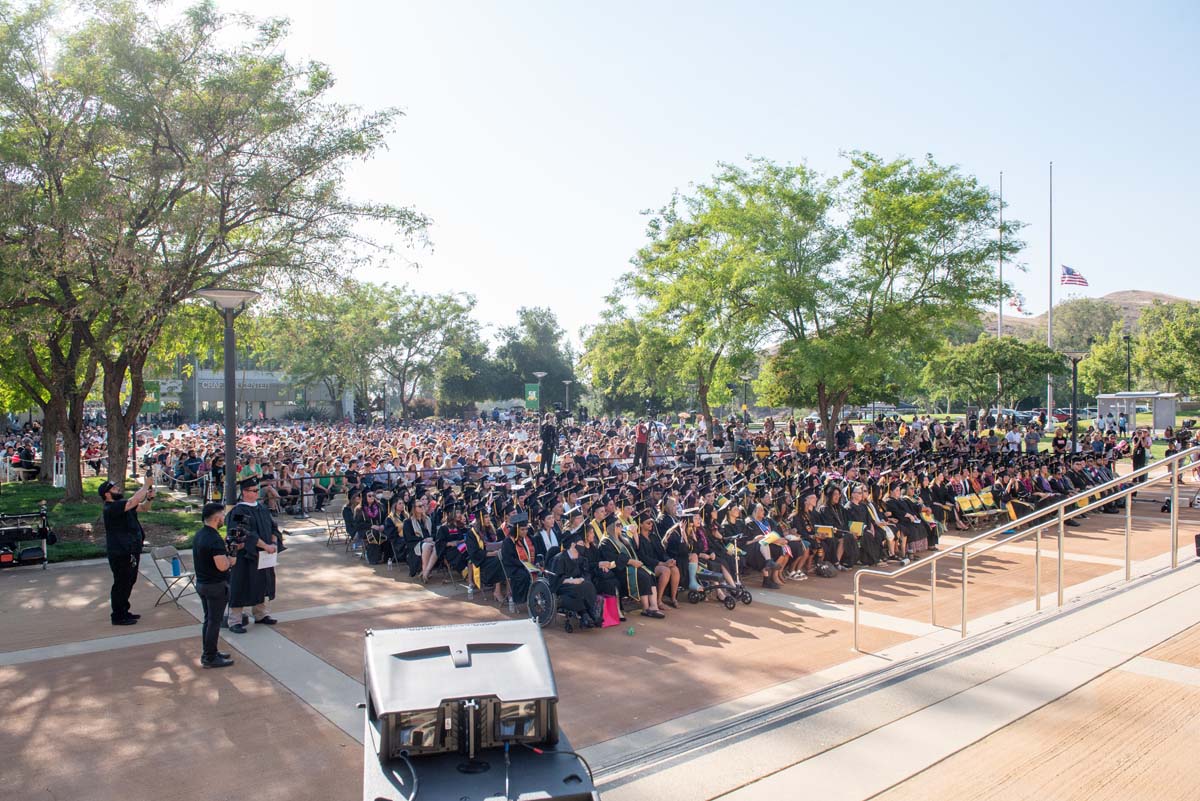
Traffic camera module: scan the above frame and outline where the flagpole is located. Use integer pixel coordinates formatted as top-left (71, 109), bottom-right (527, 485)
top-left (1047, 161), bottom-right (1054, 416)
top-left (998, 171), bottom-right (1004, 337)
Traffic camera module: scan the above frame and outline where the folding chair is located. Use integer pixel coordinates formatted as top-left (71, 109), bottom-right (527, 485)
top-left (150, 545), bottom-right (197, 608)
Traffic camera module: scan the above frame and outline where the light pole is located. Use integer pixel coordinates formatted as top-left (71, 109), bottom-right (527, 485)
top-left (563, 379), bottom-right (572, 414)
top-left (197, 288), bottom-right (260, 505)
top-left (532, 371), bottom-right (547, 414)
top-left (1123, 334), bottom-right (1132, 392)
top-left (1064, 349), bottom-right (1087, 454)
top-left (739, 374), bottom-right (751, 424)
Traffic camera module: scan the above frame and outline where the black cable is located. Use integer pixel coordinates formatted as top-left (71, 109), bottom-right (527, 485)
top-left (521, 743), bottom-right (595, 785)
top-left (365, 716), bottom-right (419, 801)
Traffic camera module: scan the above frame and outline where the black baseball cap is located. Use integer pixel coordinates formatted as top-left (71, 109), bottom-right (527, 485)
top-left (97, 480), bottom-right (116, 498)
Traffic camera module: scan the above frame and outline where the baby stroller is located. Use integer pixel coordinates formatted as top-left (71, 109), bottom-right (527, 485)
top-left (687, 542), bottom-right (753, 610)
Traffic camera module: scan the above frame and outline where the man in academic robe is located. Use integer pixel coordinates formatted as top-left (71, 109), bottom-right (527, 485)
top-left (226, 476), bottom-right (282, 633)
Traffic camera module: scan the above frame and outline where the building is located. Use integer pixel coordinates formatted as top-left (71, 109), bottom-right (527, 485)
top-left (178, 369), bottom-right (341, 421)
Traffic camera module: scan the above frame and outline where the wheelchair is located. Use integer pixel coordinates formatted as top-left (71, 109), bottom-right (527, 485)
top-left (506, 561), bottom-right (582, 633)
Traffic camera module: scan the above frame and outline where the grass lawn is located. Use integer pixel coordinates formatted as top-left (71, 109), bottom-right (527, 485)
top-left (0, 477), bottom-right (198, 562)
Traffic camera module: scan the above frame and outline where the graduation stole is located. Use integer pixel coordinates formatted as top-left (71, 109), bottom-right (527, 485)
top-left (515, 535), bottom-right (534, 565)
top-left (601, 526), bottom-right (643, 593)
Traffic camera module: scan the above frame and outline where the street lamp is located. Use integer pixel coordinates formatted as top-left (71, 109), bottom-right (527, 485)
top-left (1064, 348), bottom-right (1088, 454)
top-left (1123, 334), bottom-right (1132, 392)
top-left (197, 288), bottom-right (260, 505)
top-left (562, 379), bottom-right (573, 414)
top-left (739, 374), bottom-right (751, 423)
top-left (532, 371), bottom-right (547, 414)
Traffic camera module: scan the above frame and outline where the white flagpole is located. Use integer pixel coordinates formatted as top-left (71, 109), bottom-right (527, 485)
top-left (998, 171), bottom-right (1004, 337)
top-left (1047, 162), bottom-right (1054, 415)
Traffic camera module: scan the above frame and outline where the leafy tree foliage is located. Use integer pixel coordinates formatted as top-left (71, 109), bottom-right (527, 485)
top-left (1135, 301), bottom-right (1200, 393)
top-left (1078, 321), bottom-right (1131, 397)
top-left (494, 307), bottom-right (576, 408)
top-left (0, 1), bottom-right (426, 489)
top-left (922, 335), bottom-right (1066, 412)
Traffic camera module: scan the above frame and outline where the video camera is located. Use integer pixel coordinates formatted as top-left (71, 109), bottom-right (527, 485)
top-left (225, 508), bottom-right (252, 556)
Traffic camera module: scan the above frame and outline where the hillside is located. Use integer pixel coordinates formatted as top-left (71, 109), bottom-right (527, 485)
top-left (982, 289), bottom-right (1195, 337)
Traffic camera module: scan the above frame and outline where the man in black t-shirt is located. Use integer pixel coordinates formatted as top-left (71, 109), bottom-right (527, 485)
top-left (193, 503), bottom-right (239, 668)
top-left (100, 474), bottom-right (154, 625)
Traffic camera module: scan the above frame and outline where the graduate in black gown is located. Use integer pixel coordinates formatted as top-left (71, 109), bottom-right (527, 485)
top-left (845, 484), bottom-right (883, 566)
top-left (578, 517), bottom-right (621, 599)
top-left (465, 516), bottom-right (507, 602)
top-left (547, 538), bottom-right (600, 627)
top-left (435, 505), bottom-right (470, 574)
top-left (499, 513), bottom-right (537, 605)
top-left (596, 510), bottom-right (664, 618)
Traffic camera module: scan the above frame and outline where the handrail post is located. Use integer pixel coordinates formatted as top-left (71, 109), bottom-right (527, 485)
top-left (961, 547), bottom-right (968, 639)
top-left (1057, 507), bottom-right (1065, 608)
top-left (1034, 524), bottom-right (1042, 611)
top-left (1171, 460), bottom-right (1180, 569)
top-left (852, 574), bottom-right (860, 653)
top-left (930, 558), bottom-right (937, 627)
top-left (1124, 488), bottom-right (1133, 582)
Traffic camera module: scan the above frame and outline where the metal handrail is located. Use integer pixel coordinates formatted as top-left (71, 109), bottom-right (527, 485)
top-left (852, 445), bottom-right (1198, 651)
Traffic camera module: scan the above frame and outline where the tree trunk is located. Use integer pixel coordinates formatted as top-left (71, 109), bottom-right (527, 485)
top-left (59, 417), bottom-right (84, 502)
top-left (698, 381), bottom-right (712, 421)
top-left (38, 401), bottom-right (61, 482)
top-left (102, 361), bottom-right (131, 487)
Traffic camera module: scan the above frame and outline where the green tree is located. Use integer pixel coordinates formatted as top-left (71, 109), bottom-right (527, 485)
top-left (0, 1), bottom-right (427, 487)
top-left (1078, 321), bottom-right (1130, 397)
top-left (922, 335), bottom-right (1066, 412)
top-left (372, 285), bottom-right (476, 417)
top-left (1135, 301), bottom-right (1200, 393)
top-left (494, 307), bottom-right (576, 408)
top-left (1048, 297), bottom-right (1124, 352)
top-left (753, 153), bottom-right (1021, 445)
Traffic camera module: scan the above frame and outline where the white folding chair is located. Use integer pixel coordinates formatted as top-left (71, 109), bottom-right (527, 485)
top-left (150, 545), bottom-right (197, 608)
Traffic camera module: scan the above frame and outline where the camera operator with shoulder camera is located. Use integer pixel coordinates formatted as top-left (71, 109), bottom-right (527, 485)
top-left (193, 502), bottom-right (239, 668)
top-left (100, 474), bottom-right (155, 626)
top-left (225, 476), bottom-right (283, 634)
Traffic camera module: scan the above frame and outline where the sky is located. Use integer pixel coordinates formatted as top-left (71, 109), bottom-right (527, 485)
top-left (211, 0), bottom-right (1199, 347)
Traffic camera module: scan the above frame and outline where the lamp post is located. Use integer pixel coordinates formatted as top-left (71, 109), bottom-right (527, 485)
top-left (1064, 349), bottom-right (1088, 454)
top-left (739, 374), bottom-right (751, 424)
top-left (532, 371), bottom-right (547, 414)
top-left (197, 288), bottom-right (260, 505)
top-left (562, 379), bottom-right (572, 414)
top-left (1123, 334), bottom-right (1132, 392)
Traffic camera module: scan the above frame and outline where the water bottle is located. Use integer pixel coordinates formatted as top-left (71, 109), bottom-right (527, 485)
top-left (466, 583), bottom-right (475, 600)
top-left (171, 556), bottom-right (182, 577)
top-left (386, 557), bottom-right (394, 572)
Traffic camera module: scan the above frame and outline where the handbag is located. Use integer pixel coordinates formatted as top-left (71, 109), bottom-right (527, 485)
top-left (600, 594), bottom-right (622, 628)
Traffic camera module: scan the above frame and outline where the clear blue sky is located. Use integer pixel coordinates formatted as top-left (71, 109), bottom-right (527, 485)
top-left (217, 0), bottom-right (1199, 346)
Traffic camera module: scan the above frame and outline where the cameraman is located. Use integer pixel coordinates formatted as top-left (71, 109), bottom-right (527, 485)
top-left (100, 474), bottom-right (154, 626)
top-left (225, 476), bottom-right (282, 633)
top-left (539, 413), bottom-right (558, 477)
top-left (193, 503), bottom-right (238, 668)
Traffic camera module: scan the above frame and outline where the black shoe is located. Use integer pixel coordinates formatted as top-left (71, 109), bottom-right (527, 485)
top-left (201, 655), bottom-right (234, 669)
top-left (662, 597), bottom-right (677, 609)
top-left (112, 617), bottom-right (138, 626)
top-left (229, 623), bottom-right (248, 634)
top-left (218, 651), bottom-right (232, 659)
top-left (254, 616), bottom-right (278, 625)
top-left (1065, 520), bottom-right (1081, 527)
top-left (763, 578), bottom-right (782, 589)
top-left (126, 613), bottom-right (141, 620)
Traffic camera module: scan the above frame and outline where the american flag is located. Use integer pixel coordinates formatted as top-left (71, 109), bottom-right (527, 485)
top-left (1060, 265), bottom-right (1089, 287)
